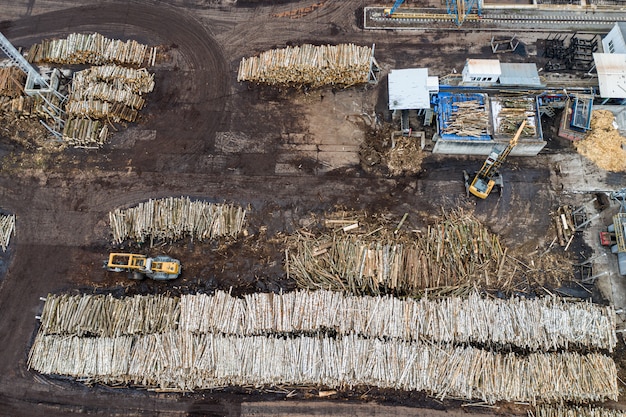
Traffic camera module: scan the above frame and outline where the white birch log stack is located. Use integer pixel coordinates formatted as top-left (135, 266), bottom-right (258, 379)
top-left (0, 214), bottom-right (15, 251)
top-left (27, 331), bottom-right (618, 403)
top-left (237, 43), bottom-right (373, 88)
top-left (108, 197), bottom-right (247, 244)
top-left (37, 290), bottom-right (617, 352)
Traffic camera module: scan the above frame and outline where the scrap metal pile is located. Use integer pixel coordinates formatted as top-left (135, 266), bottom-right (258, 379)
top-left (237, 43), bottom-right (374, 88)
top-left (29, 290), bottom-right (618, 403)
top-left (108, 197), bottom-right (247, 245)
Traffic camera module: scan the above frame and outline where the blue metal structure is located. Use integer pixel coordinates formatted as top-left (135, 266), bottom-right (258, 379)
top-left (385, 0), bottom-right (405, 16)
top-left (446, 0), bottom-right (481, 26)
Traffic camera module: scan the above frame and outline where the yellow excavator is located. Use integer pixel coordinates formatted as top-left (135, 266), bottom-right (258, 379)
top-left (104, 253), bottom-right (181, 281)
top-left (464, 120), bottom-right (526, 199)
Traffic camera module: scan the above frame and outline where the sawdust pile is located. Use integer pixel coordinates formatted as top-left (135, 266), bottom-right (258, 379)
top-left (387, 135), bottom-right (425, 176)
top-left (575, 110), bottom-right (626, 172)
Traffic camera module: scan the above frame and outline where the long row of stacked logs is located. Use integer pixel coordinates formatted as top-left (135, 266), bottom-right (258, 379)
top-left (237, 43), bottom-right (374, 88)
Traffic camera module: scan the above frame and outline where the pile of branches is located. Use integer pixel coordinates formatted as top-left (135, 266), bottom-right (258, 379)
top-left (237, 43), bottom-right (373, 88)
top-left (108, 197), bottom-right (247, 245)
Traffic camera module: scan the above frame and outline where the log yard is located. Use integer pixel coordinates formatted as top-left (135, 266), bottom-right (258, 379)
top-left (3, 0), bottom-right (626, 416)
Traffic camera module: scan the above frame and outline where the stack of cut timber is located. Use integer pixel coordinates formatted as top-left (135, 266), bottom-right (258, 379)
top-left (0, 214), bottom-right (15, 251)
top-left (237, 43), bottom-right (373, 88)
top-left (0, 67), bottom-right (25, 98)
top-left (535, 405), bottom-right (626, 417)
top-left (553, 205), bottom-right (576, 247)
top-left (27, 33), bottom-right (155, 67)
top-left (28, 331), bottom-right (618, 402)
top-left (62, 117), bottom-right (109, 148)
top-left (0, 95), bottom-right (46, 117)
top-left (108, 197), bottom-right (247, 244)
top-left (36, 290), bottom-right (617, 351)
top-left (72, 65), bottom-right (155, 94)
top-left (69, 80), bottom-right (145, 109)
top-left (66, 99), bottom-right (138, 123)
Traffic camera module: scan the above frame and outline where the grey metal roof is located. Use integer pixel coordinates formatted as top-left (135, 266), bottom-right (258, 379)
top-left (498, 63), bottom-right (542, 87)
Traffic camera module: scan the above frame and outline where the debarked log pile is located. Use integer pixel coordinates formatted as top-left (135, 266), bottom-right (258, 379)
top-left (36, 290), bottom-right (617, 352)
top-left (108, 197), bottom-right (247, 244)
top-left (26, 33), bottom-right (155, 67)
top-left (535, 405), bottom-right (626, 417)
top-left (237, 43), bottom-right (373, 88)
top-left (27, 331), bottom-right (618, 403)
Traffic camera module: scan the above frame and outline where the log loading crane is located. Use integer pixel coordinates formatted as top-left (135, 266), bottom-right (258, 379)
top-left (463, 120), bottom-right (526, 199)
top-left (104, 253), bottom-right (181, 281)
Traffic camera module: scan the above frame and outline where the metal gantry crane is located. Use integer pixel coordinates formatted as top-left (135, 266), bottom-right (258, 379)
top-left (383, 0), bottom-right (481, 25)
top-left (0, 31), bottom-right (67, 138)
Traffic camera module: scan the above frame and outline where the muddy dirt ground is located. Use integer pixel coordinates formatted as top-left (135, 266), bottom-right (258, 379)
top-left (0, 0), bottom-right (623, 415)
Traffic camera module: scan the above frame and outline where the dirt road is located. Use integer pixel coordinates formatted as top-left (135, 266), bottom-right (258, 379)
top-left (0, 0), bottom-right (563, 415)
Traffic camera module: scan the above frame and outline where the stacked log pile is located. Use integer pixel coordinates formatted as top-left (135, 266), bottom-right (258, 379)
top-left (0, 214), bottom-right (15, 251)
top-left (62, 117), bottom-right (109, 148)
top-left (237, 43), bottom-right (373, 88)
top-left (535, 405), bottom-right (626, 417)
top-left (36, 290), bottom-right (616, 351)
top-left (108, 197), bottom-right (247, 244)
top-left (73, 65), bottom-right (155, 94)
top-left (442, 100), bottom-right (489, 137)
top-left (288, 210), bottom-right (509, 296)
top-left (28, 331), bottom-right (618, 402)
top-left (0, 67), bottom-right (25, 97)
top-left (0, 95), bottom-right (46, 117)
top-left (65, 65), bottom-right (155, 126)
top-left (26, 33), bottom-right (155, 67)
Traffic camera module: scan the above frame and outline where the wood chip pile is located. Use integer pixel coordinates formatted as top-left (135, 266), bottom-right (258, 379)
top-left (108, 197), bottom-right (247, 245)
top-left (0, 67), bottom-right (25, 98)
top-left (27, 33), bottom-right (156, 67)
top-left (535, 405), bottom-right (626, 417)
top-left (442, 100), bottom-right (489, 137)
top-left (237, 43), bottom-right (373, 88)
top-left (575, 110), bottom-right (626, 172)
top-left (28, 331), bottom-right (617, 402)
top-left (288, 210), bottom-right (510, 296)
top-left (0, 213), bottom-right (15, 251)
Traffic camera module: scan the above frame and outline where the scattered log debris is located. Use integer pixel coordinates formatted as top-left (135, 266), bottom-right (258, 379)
top-left (108, 197), bottom-right (247, 245)
top-left (237, 43), bottom-right (374, 88)
top-left (575, 110), bottom-right (626, 172)
top-left (26, 33), bottom-right (156, 67)
top-left (27, 331), bottom-right (618, 403)
top-left (442, 100), bottom-right (489, 137)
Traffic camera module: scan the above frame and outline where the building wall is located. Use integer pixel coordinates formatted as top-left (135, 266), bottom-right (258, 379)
top-left (432, 139), bottom-right (546, 156)
top-left (603, 24), bottom-right (626, 54)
